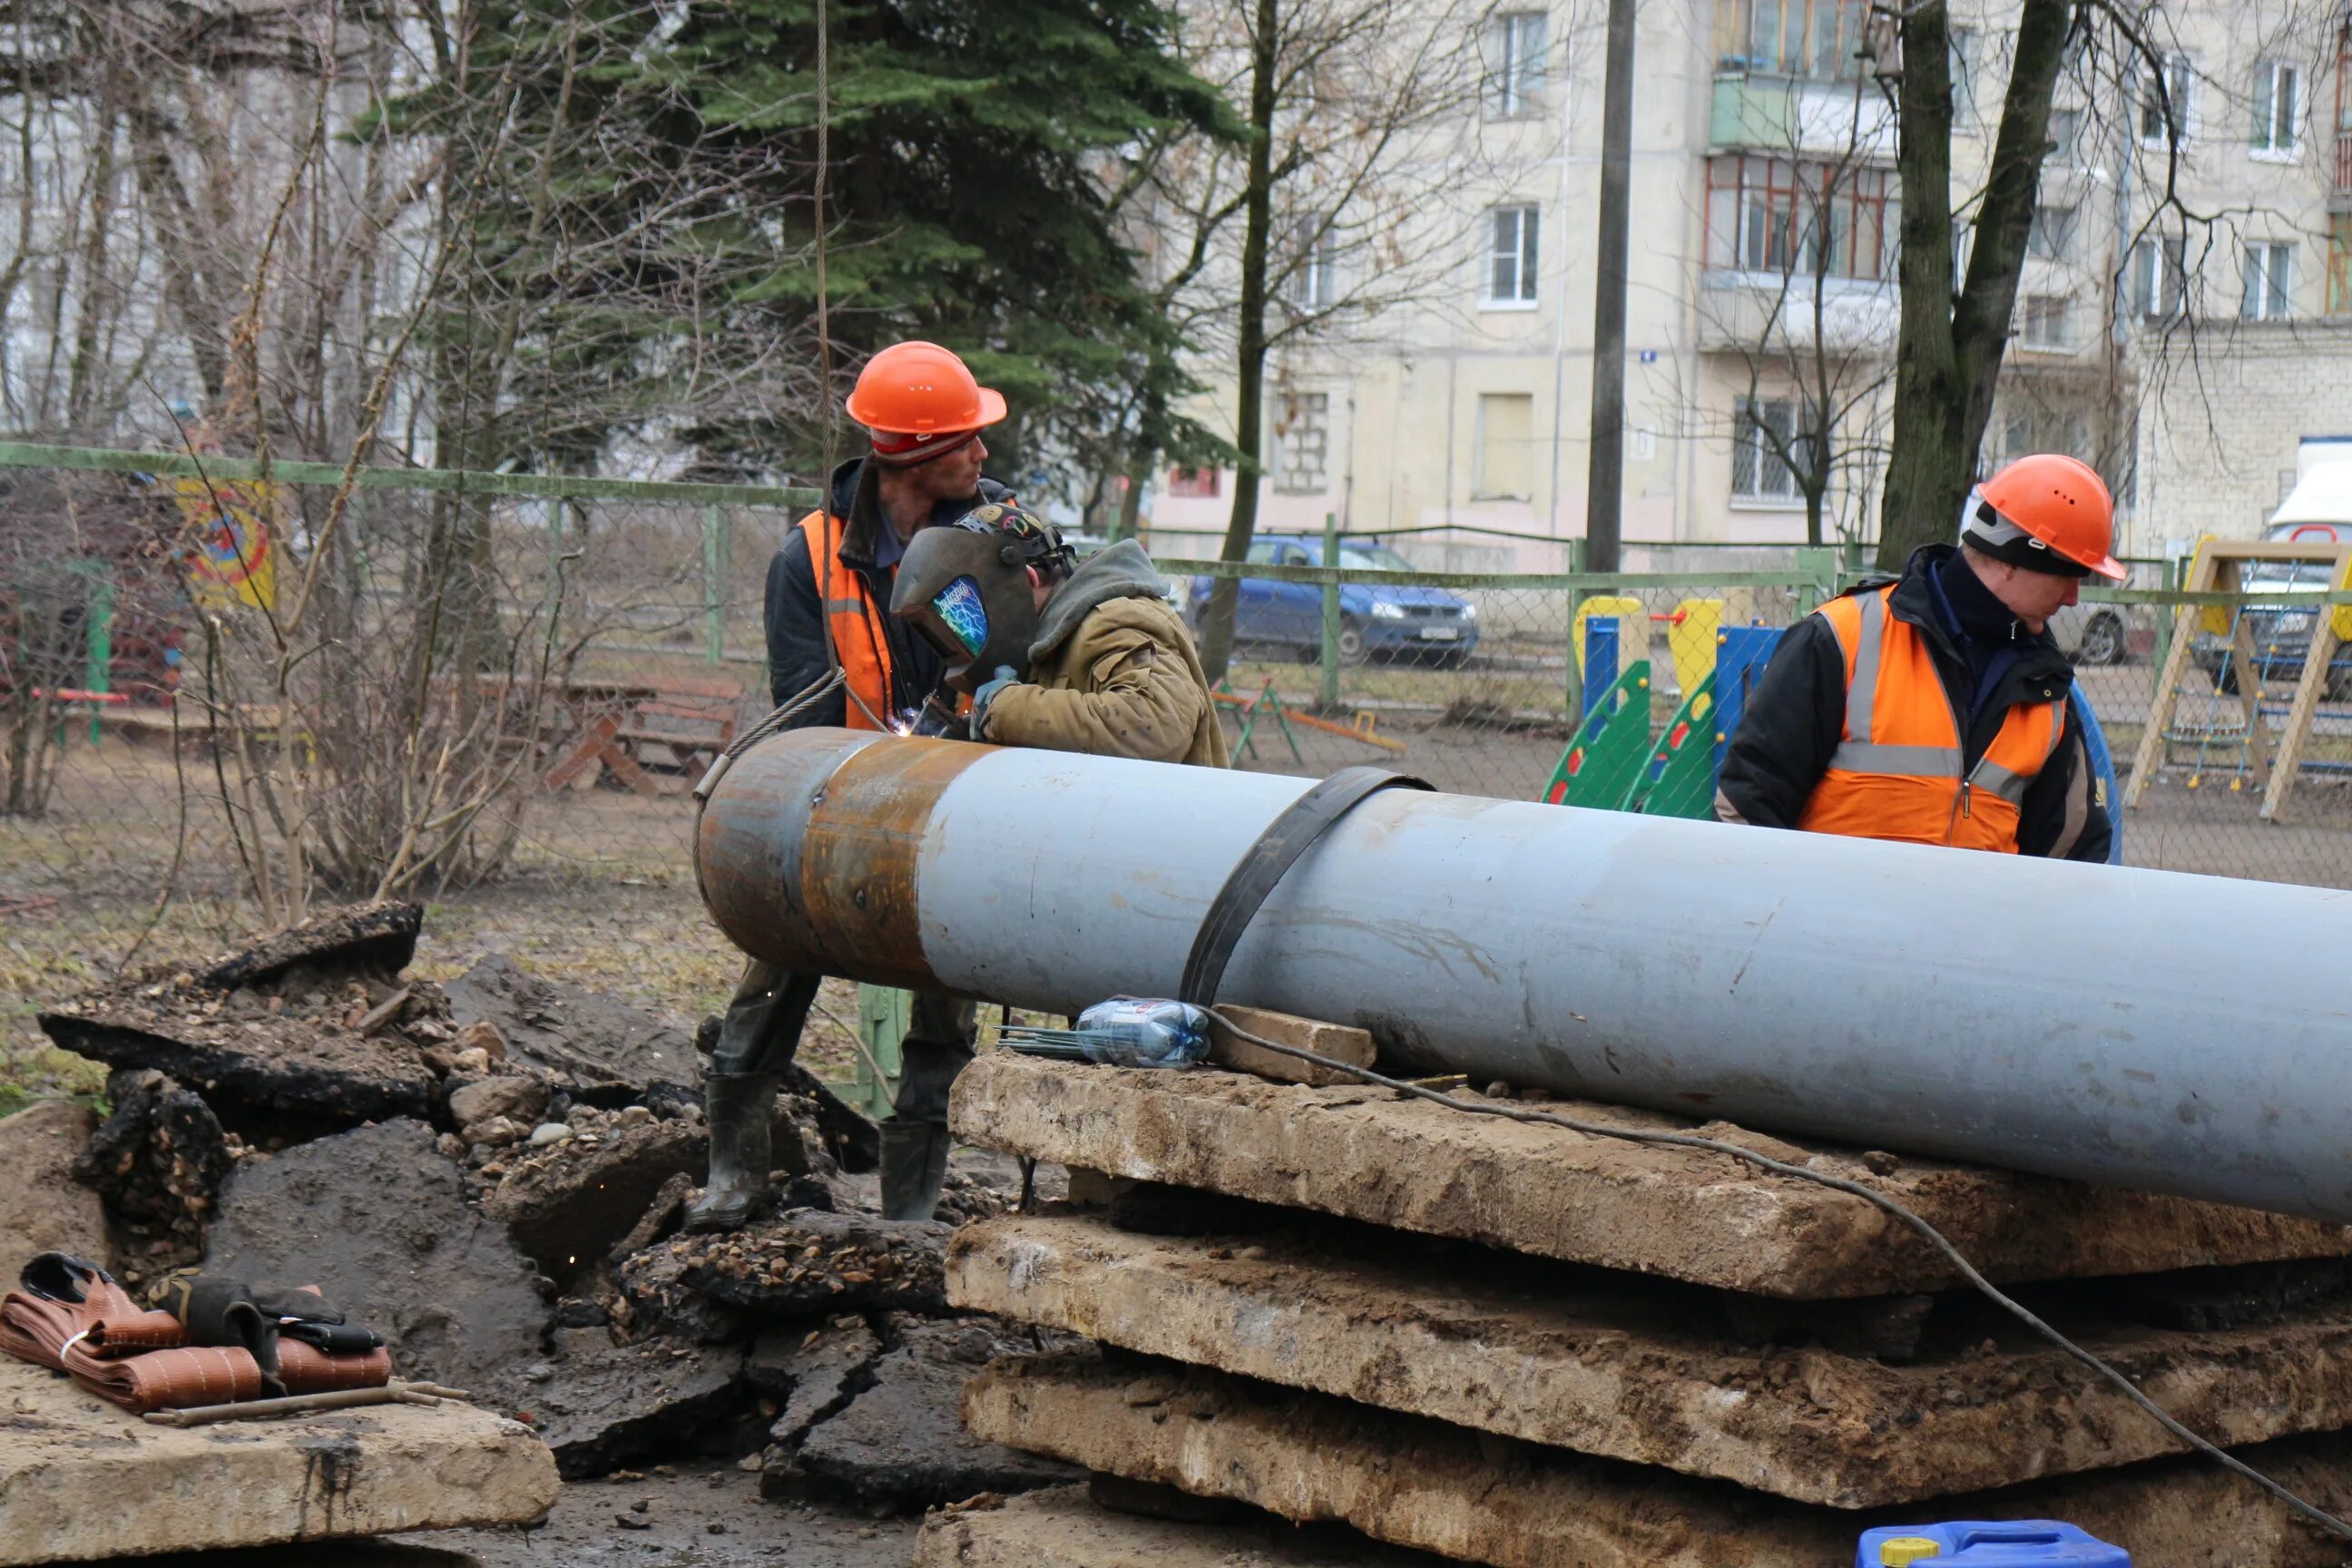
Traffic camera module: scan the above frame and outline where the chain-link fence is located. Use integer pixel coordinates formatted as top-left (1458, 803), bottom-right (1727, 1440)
top-left (6, 447), bottom-right (2350, 1102)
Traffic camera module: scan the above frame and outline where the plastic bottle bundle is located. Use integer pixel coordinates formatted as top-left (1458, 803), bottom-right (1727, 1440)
top-left (999, 998), bottom-right (1211, 1069)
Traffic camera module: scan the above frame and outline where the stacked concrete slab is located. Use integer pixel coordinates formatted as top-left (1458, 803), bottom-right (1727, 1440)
top-left (921, 1053), bottom-right (2352, 1568)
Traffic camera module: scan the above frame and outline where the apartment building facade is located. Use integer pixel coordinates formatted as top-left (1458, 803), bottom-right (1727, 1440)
top-left (1146, 0), bottom-right (2352, 566)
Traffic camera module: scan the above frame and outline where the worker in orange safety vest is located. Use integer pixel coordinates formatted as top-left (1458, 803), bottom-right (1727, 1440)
top-left (688, 341), bottom-right (1013, 1234)
top-left (1716, 453), bottom-right (2121, 861)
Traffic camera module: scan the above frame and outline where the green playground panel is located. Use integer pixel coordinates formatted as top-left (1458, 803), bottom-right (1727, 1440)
top-left (1544, 662), bottom-right (1651, 808)
top-left (1622, 671), bottom-right (1718, 819)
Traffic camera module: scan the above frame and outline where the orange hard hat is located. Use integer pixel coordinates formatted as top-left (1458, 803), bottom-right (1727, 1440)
top-left (844, 341), bottom-right (1007, 436)
top-left (1967, 453), bottom-right (2125, 582)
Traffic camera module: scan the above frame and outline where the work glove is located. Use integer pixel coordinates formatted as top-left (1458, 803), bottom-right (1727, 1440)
top-left (968, 665), bottom-right (1020, 739)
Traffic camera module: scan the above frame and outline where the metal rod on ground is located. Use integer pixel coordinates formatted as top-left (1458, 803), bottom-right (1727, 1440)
top-left (142, 1382), bottom-right (468, 1427)
top-left (695, 730), bottom-right (2352, 1223)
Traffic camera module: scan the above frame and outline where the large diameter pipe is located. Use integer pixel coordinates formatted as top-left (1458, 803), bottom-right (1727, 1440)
top-left (699, 729), bottom-right (2352, 1222)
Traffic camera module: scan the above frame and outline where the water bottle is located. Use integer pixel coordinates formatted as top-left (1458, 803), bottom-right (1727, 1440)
top-left (1071, 998), bottom-right (1210, 1068)
top-left (999, 998), bottom-right (1210, 1069)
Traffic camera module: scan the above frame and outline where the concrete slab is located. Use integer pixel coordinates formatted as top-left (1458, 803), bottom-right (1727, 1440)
top-left (949, 1212), bottom-right (2352, 1505)
top-left (963, 1353), bottom-right (2352, 1568)
top-left (0, 1357), bottom-right (557, 1565)
top-left (949, 1054), bottom-right (2352, 1298)
top-left (914, 1484), bottom-right (1453, 1568)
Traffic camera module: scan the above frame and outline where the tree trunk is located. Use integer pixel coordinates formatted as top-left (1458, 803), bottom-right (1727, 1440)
top-left (1196, 0), bottom-right (1280, 685)
top-left (1876, 0), bottom-right (2071, 568)
top-left (1112, 457), bottom-right (1146, 544)
top-left (1875, 2), bottom-right (1961, 569)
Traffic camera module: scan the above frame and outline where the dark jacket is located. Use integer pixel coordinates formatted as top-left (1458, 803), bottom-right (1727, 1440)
top-left (762, 457), bottom-right (1013, 723)
top-left (1716, 544), bottom-right (2112, 862)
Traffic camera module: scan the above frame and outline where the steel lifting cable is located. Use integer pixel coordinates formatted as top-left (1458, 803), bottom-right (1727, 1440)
top-left (1204, 1008), bottom-right (2352, 1545)
top-left (691, 0), bottom-right (872, 827)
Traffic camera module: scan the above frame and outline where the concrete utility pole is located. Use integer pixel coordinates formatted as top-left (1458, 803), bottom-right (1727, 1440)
top-left (1583, 0), bottom-right (1635, 573)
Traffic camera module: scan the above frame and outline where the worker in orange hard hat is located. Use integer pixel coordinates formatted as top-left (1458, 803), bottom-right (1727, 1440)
top-left (687, 340), bottom-right (1014, 1235)
top-left (1716, 453), bottom-right (2119, 860)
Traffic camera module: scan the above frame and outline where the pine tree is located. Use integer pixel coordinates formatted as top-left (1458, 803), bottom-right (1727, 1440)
top-left (393, 0), bottom-right (1237, 483)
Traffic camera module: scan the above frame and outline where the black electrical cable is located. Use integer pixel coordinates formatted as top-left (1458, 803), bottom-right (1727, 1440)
top-left (1204, 1006), bottom-right (2352, 1544)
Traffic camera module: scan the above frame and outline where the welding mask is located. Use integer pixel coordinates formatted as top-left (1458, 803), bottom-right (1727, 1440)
top-left (890, 503), bottom-right (1073, 693)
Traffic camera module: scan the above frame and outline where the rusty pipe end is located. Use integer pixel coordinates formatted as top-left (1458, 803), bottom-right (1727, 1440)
top-left (696, 729), bottom-right (989, 990)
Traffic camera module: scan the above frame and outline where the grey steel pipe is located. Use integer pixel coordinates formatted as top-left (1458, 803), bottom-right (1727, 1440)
top-left (699, 729), bottom-right (2352, 1222)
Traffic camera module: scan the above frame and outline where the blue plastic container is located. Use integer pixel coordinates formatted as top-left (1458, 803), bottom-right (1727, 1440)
top-left (1857, 1522), bottom-right (2130, 1566)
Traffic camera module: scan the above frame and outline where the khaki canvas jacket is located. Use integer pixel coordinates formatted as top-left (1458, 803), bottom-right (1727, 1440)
top-left (980, 542), bottom-right (1229, 768)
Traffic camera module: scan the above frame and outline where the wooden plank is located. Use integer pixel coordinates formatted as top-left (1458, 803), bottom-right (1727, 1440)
top-left (2261, 617), bottom-right (2337, 822)
top-left (1206, 1006), bottom-right (1376, 1088)
top-left (2228, 612), bottom-right (2275, 790)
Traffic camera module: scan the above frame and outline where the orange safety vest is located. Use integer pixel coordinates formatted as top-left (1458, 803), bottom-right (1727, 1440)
top-left (797, 509), bottom-right (895, 730)
top-left (1794, 585), bottom-right (2065, 853)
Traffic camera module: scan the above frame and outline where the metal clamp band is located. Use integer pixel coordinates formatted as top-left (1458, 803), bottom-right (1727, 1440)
top-left (1179, 765), bottom-right (1432, 1008)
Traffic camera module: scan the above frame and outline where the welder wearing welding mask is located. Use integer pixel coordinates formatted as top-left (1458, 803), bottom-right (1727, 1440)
top-left (890, 503), bottom-right (1229, 768)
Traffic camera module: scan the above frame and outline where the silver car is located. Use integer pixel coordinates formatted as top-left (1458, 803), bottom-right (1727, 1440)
top-left (2048, 601), bottom-right (2136, 666)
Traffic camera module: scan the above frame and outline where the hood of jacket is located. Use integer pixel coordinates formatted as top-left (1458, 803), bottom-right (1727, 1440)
top-left (1031, 539), bottom-right (1174, 662)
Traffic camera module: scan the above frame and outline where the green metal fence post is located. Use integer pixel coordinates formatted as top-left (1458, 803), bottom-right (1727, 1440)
top-left (703, 505), bottom-right (730, 666)
top-left (1319, 512), bottom-right (1341, 712)
top-left (1794, 546), bottom-right (1837, 614)
top-left (1564, 537), bottom-right (1589, 726)
top-left (84, 567), bottom-right (113, 747)
top-left (2153, 555), bottom-right (2179, 703)
top-left (853, 985), bottom-right (909, 1121)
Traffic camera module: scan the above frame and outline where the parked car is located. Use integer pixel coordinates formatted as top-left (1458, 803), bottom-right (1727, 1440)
top-left (2047, 601), bottom-right (2136, 666)
top-left (2190, 476), bottom-right (2352, 697)
top-left (1187, 536), bottom-right (1480, 667)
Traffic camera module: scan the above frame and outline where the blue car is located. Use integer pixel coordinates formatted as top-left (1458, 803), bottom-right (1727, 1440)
top-left (1189, 535), bottom-right (1479, 668)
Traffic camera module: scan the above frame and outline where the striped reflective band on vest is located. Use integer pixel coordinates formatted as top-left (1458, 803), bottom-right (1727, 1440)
top-left (1828, 589), bottom-right (2061, 808)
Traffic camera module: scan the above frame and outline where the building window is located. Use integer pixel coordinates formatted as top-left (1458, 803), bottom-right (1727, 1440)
top-left (1705, 155), bottom-right (1896, 280)
top-left (1288, 215), bottom-right (1336, 311)
top-left (2244, 241), bottom-right (2294, 319)
top-left (2047, 106), bottom-right (2084, 164)
top-left (2251, 60), bottom-right (2300, 154)
top-left (1731, 397), bottom-right (1817, 502)
top-left (1488, 11), bottom-right (1547, 118)
top-left (1948, 27), bottom-right (1979, 128)
top-left (2018, 295), bottom-right (2074, 350)
top-left (2131, 236), bottom-right (2187, 320)
top-left (2139, 54), bottom-right (2193, 146)
top-left (2328, 216), bottom-right (2352, 315)
top-left (1167, 467), bottom-right (1220, 498)
top-left (1474, 393), bottom-right (1535, 500)
top-left (1485, 204), bottom-right (1540, 306)
top-left (1996, 406), bottom-right (2091, 467)
top-left (2028, 204), bottom-right (2078, 261)
top-left (1717, 0), bottom-right (1868, 81)
top-left (1271, 391), bottom-right (1329, 495)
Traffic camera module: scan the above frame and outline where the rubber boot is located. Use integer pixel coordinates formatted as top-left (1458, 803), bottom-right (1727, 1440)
top-left (878, 1120), bottom-right (952, 1222)
top-left (683, 1073), bottom-right (779, 1233)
